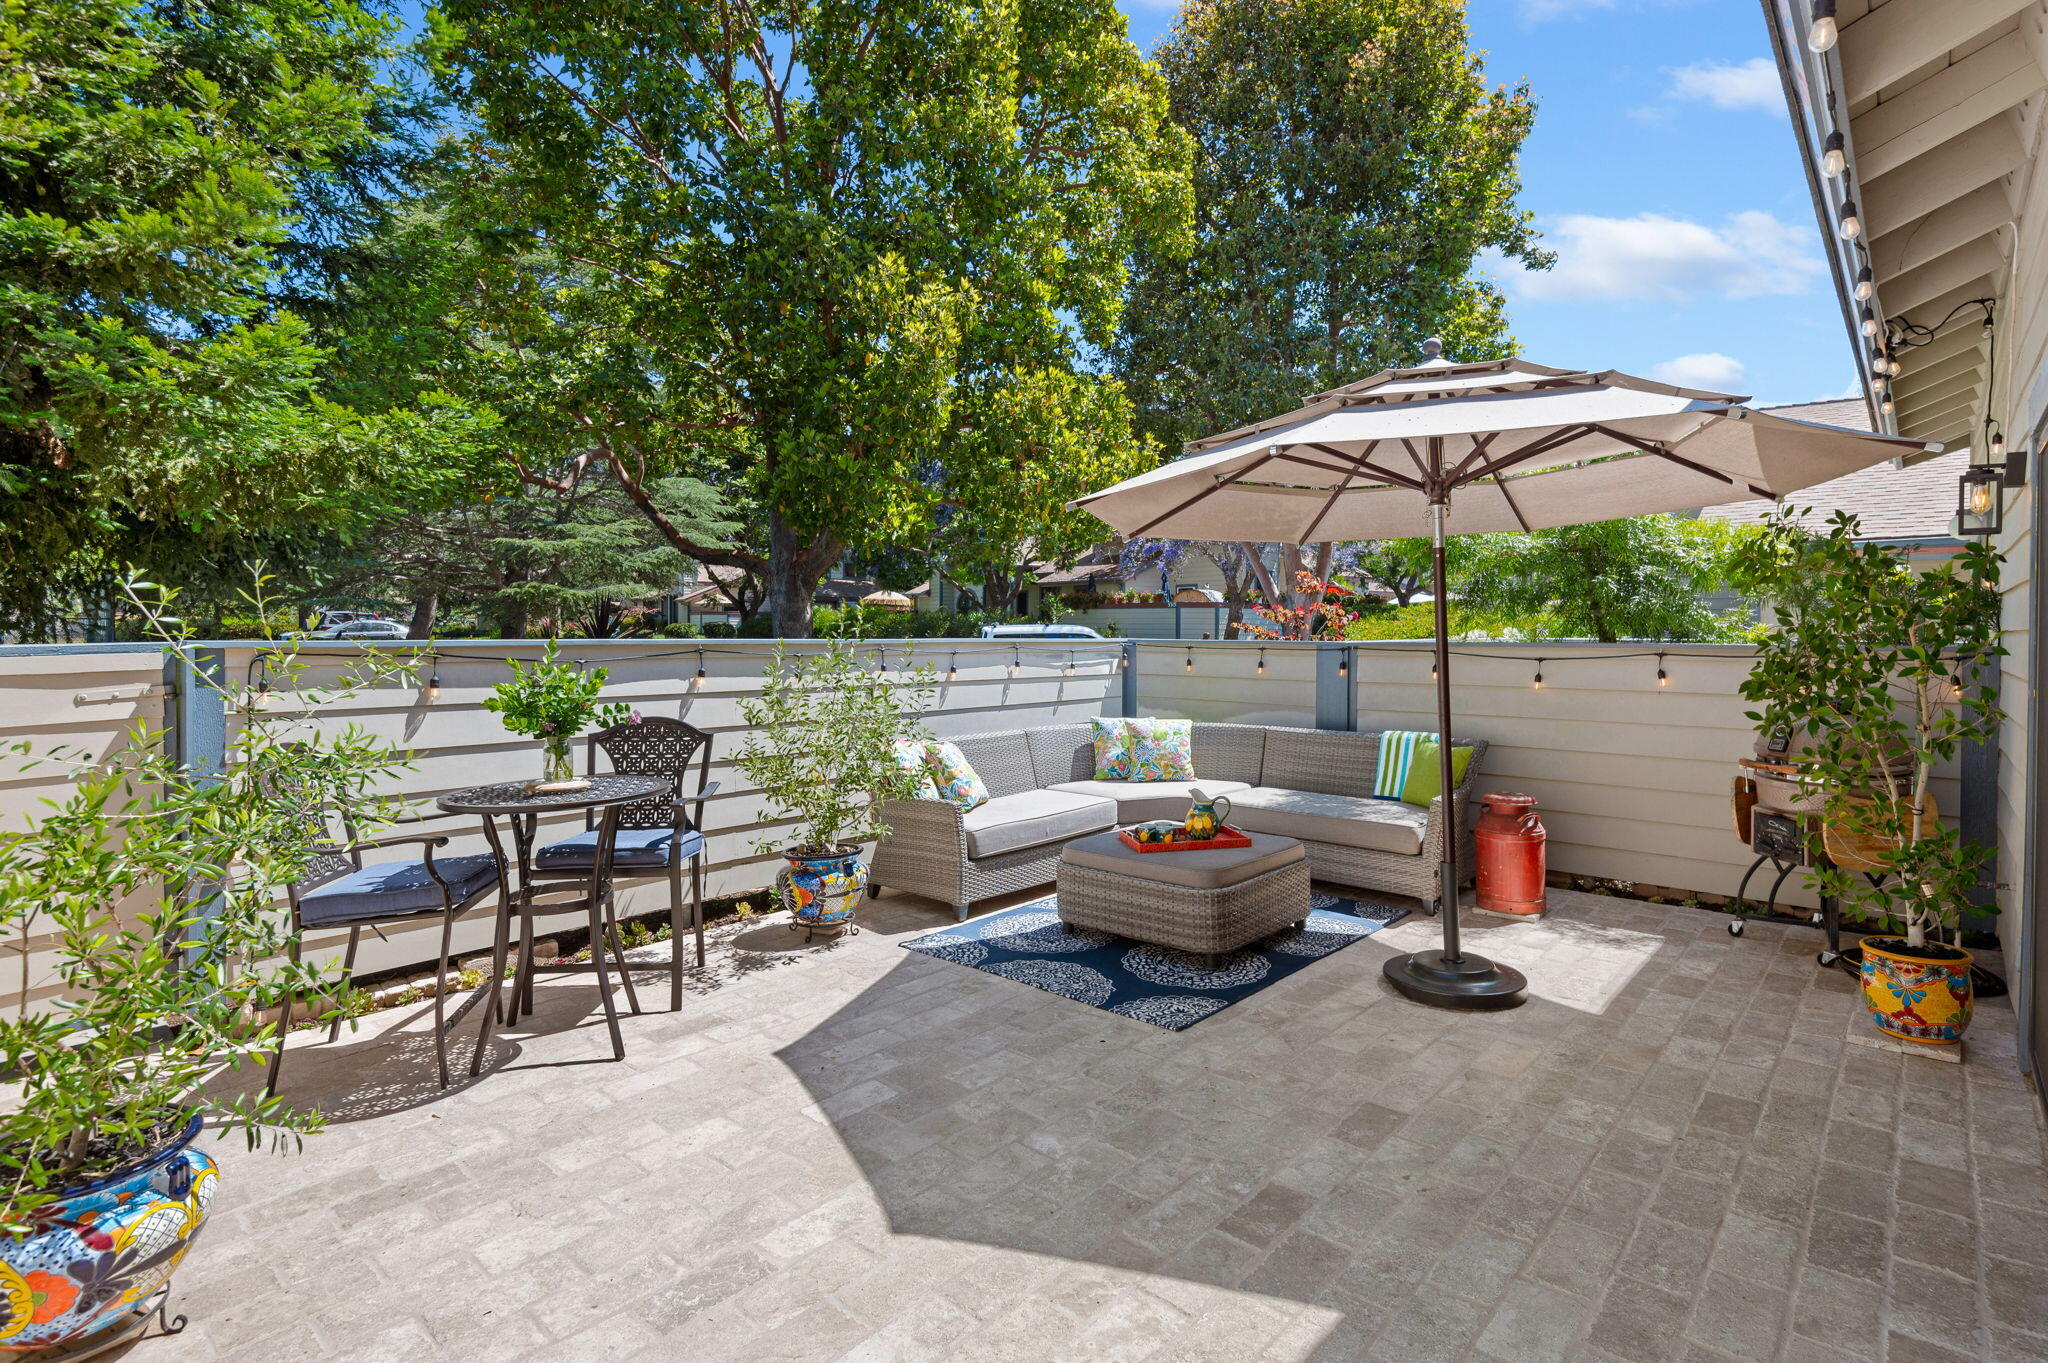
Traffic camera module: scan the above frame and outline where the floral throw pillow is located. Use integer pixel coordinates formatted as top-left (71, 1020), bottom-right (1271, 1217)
top-left (924, 741), bottom-right (991, 811)
top-left (1125, 717), bottom-right (1194, 782)
top-left (887, 738), bottom-right (937, 799)
top-left (1091, 717), bottom-right (1135, 780)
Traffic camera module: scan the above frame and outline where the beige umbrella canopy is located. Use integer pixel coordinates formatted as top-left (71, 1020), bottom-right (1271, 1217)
top-left (1072, 345), bottom-right (1939, 1011)
top-left (1072, 354), bottom-right (1935, 544)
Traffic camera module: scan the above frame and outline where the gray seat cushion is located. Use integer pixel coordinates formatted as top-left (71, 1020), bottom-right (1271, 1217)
top-left (537, 826), bottom-right (703, 869)
top-left (299, 853), bottom-right (499, 926)
top-left (1043, 778), bottom-right (1251, 824)
top-left (1059, 829), bottom-right (1305, 890)
top-left (961, 790), bottom-right (1116, 858)
top-left (1226, 787), bottom-right (1428, 856)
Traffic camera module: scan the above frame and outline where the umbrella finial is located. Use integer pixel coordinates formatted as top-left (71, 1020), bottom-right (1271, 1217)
top-left (1421, 337), bottom-right (1444, 361)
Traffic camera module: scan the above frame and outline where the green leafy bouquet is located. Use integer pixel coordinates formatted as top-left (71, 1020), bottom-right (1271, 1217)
top-left (481, 641), bottom-right (630, 745)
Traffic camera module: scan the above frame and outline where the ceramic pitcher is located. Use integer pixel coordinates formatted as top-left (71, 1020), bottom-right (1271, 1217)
top-left (1183, 787), bottom-right (1233, 840)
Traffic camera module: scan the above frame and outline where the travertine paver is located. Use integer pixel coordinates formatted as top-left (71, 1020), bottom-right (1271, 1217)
top-left (157, 886), bottom-right (2048, 1362)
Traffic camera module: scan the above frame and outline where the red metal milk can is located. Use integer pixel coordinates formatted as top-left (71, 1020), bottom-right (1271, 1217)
top-left (1475, 792), bottom-right (1546, 915)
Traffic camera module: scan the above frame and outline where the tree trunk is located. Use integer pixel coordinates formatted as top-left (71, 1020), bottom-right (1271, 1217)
top-left (408, 590), bottom-right (439, 640)
top-left (767, 513), bottom-right (841, 638)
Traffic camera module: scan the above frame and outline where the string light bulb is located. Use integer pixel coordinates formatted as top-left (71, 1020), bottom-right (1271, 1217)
top-left (1859, 306), bottom-right (1879, 338)
top-left (1854, 265), bottom-right (1873, 302)
top-left (695, 648), bottom-right (706, 685)
top-left (1881, 397), bottom-right (1896, 415)
top-left (1821, 130), bottom-right (1846, 178)
top-left (1063, 652), bottom-right (1076, 677)
top-left (1338, 650), bottom-right (1349, 678)
top-left (947, 652), bottom-right (958, 682)
top-left (1838, 199), bottom-right (1861, 241)
top-left (1256, 648), bottom-right (1266, 677)
top-left (426, 659), bottom-right (442, 702)
top-left (1656, 654), bottom-right (1668, 689)
top-left (1009, 648), bottom-right (1019, 678)
top-left (1532, 660), bottom-right (1545, 691)
top-left (1186, 648), bottom-right (1194, 673)
top-left (1807, 0), bottom-right (1837, 52)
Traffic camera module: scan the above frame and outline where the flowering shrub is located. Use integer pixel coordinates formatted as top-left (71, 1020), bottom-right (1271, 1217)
top-left (1238, 573), bottom-right (1361, 641)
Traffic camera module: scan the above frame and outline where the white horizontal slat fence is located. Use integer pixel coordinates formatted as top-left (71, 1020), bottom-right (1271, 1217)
top-left (1, 647), bottom-right (170, 1011)
top-left (1134, 640), bottom-right (1969, 913)
top-left (1, 633), bottom-right (1983, 1001)
top-left (219, 639), bottom-right (1126, 986)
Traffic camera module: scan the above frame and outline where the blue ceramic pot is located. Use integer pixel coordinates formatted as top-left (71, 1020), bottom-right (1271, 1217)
top-left (0, 1116), bottom-right (216, 1352)
top-left (778, 846), bottom-right (866, 932)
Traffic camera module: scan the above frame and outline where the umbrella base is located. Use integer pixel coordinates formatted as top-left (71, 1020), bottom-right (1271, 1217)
top-left (1383, 949), bottom-right (1527, 1010)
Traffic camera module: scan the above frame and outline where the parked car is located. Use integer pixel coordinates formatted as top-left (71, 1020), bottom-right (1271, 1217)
top-left (978, 623), bottom-right (1105, 640)
top-left (289, 618), bottom-right (411, 640)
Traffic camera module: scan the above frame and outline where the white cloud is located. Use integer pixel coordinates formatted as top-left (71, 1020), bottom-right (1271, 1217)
top-left (1499, 211), bottom-right (1822, 303)
top-left (1652, 353), bottom-right (1747, 391)
top-left (1665, 57), bottom-right (1783, 112)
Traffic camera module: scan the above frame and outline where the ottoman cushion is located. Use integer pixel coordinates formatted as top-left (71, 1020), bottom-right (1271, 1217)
top-left (1059, 830), bottom-right (1304, 890)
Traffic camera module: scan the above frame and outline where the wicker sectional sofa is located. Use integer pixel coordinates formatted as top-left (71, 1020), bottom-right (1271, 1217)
top-left (868, 721), bottom-right (1487, 920)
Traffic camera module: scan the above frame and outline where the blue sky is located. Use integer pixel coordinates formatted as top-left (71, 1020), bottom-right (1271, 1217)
top-left (1117, 0), bottom-right (1851, 409)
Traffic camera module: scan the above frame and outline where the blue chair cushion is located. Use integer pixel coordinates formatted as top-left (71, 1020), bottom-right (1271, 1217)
top-left (298, 853), bottom-right (499, 927)
top-left (536, 825), bottom-right (702, 870)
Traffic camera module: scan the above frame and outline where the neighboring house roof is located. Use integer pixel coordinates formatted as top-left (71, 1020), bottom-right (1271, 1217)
top-left (1033, 562), bottom-right (1123, 586)
top-left (1696, 398), bottom-right (1968, 542)
top-left (814, 577), bottom-right (878, 603)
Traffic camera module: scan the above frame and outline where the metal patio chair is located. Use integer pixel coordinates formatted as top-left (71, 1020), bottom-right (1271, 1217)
top-left (530, 716), bottom-right (716, 1013)
top-left (265, 812), bottom-right (500, 1094)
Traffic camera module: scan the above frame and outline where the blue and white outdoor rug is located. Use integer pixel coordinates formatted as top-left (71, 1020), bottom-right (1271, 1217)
top-left (900, 891), bottom-right (1409, 1030)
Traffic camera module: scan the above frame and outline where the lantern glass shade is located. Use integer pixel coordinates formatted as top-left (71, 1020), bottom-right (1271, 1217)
top-left (1957, 465), bottom-right (2003, 536)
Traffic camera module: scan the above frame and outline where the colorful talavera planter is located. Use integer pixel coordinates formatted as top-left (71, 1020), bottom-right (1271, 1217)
top-left (0, 1116), bottom-right (216, 1351)
top-left (778, 845), bottom-right (866, 937)
top-left (1861, 937), bottom-right (1973, 1045)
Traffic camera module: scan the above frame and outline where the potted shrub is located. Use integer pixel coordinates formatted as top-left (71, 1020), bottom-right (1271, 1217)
top-left (481, 640), bottom-right (628, 790)
top-left (735, 638), bottom-right (935, 938)
top-left (0, 587), bottom-right (413, 1350)
top-left (1733, 509), bottom-right (2002, 1045)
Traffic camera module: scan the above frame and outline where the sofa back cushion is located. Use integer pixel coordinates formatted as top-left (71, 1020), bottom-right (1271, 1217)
top-left (1026, 725), bottom-right (1094, 786)
top-left (1190, 724), bottom-right (1268, 786)
top-left (949, 730), bottom-right (1037, 799)
top-left (1260, 726), bottom-right (1381, 798)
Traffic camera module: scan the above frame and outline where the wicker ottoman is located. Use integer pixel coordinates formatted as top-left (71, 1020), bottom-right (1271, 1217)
top-left (1056, 830), bottom-right (1312, 967)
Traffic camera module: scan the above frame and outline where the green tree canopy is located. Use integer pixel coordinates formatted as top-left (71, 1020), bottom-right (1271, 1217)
top-left (1114, 0), bottom-right (1549, 446)
top-left (426, 0), bottom-right (1194, 634)
top-left (0, 0), bottom-right (434, 637)
top-left (1449, 515), bottom-right (1753, 642)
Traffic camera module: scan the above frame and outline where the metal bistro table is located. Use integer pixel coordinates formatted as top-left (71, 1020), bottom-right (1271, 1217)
top-left (438, 774), bottom-right (668, 1070)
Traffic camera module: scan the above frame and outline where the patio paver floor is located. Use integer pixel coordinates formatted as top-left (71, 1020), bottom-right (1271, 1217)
top-left (157, 886), bottom-right (2048, 1363)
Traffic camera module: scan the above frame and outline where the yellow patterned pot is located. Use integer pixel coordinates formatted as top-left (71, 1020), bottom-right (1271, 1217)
top-left (1861, 937), bottom-right (1973, 1045)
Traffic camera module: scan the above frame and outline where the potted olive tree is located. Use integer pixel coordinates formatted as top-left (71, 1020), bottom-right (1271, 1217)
top-left (0, 584), bottom-right (414, 1350)
top-left (1733, 509), bottom-right (2002, 1046)
top-left (735, 638), bottom-right (935, 938)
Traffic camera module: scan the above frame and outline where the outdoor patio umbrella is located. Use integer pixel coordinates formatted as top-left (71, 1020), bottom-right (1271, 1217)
top-left (1071, 341), bottom-right (1938, 1009)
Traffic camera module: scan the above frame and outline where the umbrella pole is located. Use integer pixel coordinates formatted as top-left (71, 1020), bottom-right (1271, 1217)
top-left (1381, 499), bottom-right (1527, 1010)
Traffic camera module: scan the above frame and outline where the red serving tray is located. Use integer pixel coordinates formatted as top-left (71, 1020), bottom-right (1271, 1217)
top-left (1117, 824), bottom-right (1254, 853)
